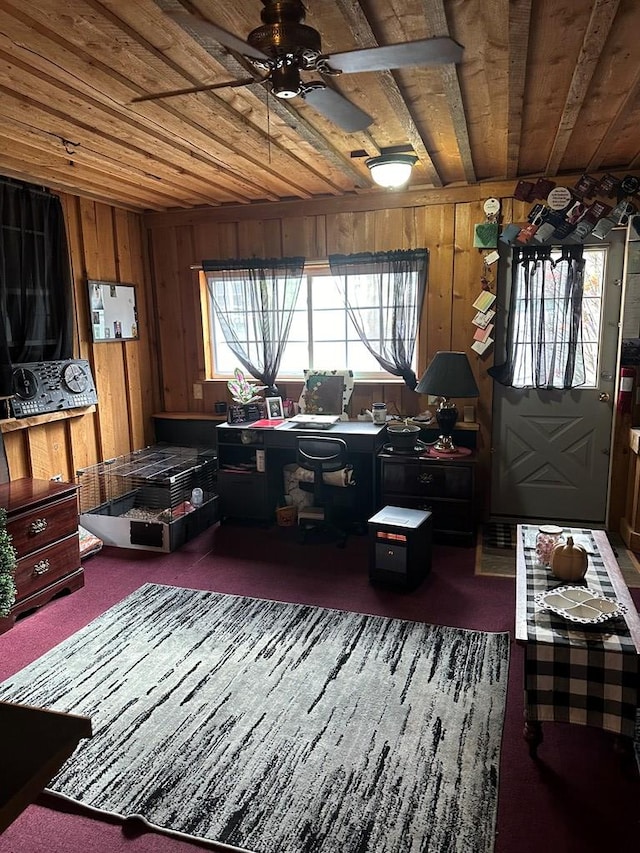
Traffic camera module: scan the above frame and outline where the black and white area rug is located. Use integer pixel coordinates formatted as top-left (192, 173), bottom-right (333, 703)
top-left (0, 584), bottom-right (510, 853)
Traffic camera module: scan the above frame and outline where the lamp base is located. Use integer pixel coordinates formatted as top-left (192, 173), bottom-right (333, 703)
top-left (434, 403), bottom-right (459, 452)
top-left (433, 434), bottom-right (458, 453)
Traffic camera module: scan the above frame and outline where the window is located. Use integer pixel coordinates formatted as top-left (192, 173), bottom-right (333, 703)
top-left (206, 266), bottom-right (418, 379)
top-left (508, 247), bottom-right (605, 388)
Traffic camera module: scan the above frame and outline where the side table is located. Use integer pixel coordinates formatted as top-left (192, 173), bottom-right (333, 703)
top-left (378, 449), bottom-right (476, 545)
top-left (515, 524), bottom-right (640, 756)
top-left (0, 478), bottom-right (84, 634)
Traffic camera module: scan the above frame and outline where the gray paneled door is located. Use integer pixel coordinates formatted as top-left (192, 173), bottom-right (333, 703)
top-left (490, 233), bottom-right (625, 524)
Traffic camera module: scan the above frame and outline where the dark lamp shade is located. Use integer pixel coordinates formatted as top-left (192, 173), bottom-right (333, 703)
top-left (415, 351), bottom-right (479, 398)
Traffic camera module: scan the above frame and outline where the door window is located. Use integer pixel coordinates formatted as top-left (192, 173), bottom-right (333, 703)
top-left (510, 248), bottom-right (606, 388)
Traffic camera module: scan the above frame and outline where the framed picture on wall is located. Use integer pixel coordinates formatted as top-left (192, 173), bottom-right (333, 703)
top-left (88, 280), bottom-right (139, 341)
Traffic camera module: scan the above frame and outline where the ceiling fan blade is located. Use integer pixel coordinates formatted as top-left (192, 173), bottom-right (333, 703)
top-left (325, 37), bottom-right (463, 74)
top-left (130, 77), bottom-right (258, 104)
top-left (300, 85), bottom-right (373, 132)
top-left (167, 10), bottom-right (270, 62)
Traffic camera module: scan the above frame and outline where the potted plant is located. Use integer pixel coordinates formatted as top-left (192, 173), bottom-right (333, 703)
top-left (0, 507), bottom-right (17, 618)
top-left (226, 368), bottom-right (267, 423)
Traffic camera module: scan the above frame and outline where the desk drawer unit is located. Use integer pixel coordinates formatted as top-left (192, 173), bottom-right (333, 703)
top-left (379, 456), bottom-right (475, 544)
top-left (217, 471), bottom-right (269, 520)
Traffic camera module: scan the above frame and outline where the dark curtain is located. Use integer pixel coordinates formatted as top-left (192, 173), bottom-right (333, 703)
top-left (328, 249), bottom-right (428, 390)
top-left (0, 180), bottom-right (74, 382)
top-left (202, 256), bottom-right (305, 393)
top-left (489, 245), bottom-right (585, 389)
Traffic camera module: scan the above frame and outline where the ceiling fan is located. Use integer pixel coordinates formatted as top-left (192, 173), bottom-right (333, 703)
top-left (132, 0), bottom-right (463, 133)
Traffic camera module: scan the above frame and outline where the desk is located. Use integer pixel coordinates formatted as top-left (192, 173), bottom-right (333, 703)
top-left (515, 524), bottom-right (640, 756)
top-left (216, 421), bottom-right (386, 522)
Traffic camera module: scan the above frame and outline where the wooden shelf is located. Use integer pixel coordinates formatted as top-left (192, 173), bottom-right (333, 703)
top-left (0, 406), bottom-right (96, 434)
top-left (152, 411), bottom-right (226, 421)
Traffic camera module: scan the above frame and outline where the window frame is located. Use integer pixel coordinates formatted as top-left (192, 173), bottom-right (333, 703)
top-left (200, 262), bottom-right (421, 382)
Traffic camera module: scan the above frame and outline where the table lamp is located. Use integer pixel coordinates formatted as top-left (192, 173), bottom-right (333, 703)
top-left (415, 351), bottom-right (479, 452)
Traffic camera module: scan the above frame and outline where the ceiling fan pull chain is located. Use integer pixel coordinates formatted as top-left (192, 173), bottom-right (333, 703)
top-left (267, 87), bottom-right (271, 165)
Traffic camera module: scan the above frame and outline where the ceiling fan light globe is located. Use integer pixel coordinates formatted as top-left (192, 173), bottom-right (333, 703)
top-left (273, 87), bottom-right (298, 99)
top-left (366, 154), bottom-right (417, 189)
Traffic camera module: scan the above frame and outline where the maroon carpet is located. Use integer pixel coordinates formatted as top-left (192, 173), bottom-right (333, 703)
top-left (0, 523), bottom-right (638, 853)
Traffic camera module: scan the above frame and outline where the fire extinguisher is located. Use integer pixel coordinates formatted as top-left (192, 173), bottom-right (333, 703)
top-left (617, 366), bottom-right (635, 414)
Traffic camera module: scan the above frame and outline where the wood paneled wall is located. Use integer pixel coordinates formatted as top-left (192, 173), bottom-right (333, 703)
top-left (3, 179), bottom-right (629, 530)
top-left (143, 183), bottom-right (633, 527)
top-left (145, 187), bottom-right (506, 516)
top-left (2, 194), bottom-right (160, 482)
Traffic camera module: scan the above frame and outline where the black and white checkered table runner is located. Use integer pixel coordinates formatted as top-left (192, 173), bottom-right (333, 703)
top-left (520, 524), bottom-right (639, 738)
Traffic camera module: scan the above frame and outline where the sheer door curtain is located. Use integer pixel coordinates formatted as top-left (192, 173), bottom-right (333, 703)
top-left (489, 246), bottom-right (586, 389)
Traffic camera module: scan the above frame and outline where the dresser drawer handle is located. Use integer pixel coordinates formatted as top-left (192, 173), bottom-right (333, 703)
top-left (33, 559), bottom-right (51, 576)
top-left (29, 518), bottom-right (49, 534)
top-left (418, 473), bottom-right (434, 484)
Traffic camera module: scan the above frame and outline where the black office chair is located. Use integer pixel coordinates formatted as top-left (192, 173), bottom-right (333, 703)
top-left (296, 435), bottom-right (353, 547)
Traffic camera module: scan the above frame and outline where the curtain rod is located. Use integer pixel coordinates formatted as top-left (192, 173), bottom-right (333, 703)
top-left (191, 259), bottom-right (328, 270)
top-left (0, 177), bottom-right (52, 197)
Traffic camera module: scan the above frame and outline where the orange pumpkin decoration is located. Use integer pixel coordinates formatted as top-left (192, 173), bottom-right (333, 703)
top-left (550, 536), bottom-right (588, 581)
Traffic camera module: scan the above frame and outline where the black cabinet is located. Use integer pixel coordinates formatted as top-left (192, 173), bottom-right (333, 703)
top-left (216, 426), bottom-right (270, 521)
top-left (378, 452), bottom-right (476, 545)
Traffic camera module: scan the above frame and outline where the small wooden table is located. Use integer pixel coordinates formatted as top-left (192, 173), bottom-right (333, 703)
top-left (515, 524), bottom-right (640, 756)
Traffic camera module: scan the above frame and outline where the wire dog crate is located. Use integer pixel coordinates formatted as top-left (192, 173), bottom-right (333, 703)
top-left (77, 444), bottom-right (219, 552)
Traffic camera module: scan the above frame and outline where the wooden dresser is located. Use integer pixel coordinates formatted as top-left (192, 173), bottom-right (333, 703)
top-left (0, 478), bottom-right (84, 633)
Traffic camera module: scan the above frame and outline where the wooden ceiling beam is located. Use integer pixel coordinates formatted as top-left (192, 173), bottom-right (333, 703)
top-left (545, 0), bottom-right (621, 176)
top-left (0, 163), bottom-right (143, 212)
top-left (0, 146), bottom-right (169, 211)
top-left (506, 0), bottom-right (532, 179)
top-left (333, 0), bottom-right (443, 187)
top-left (0, 81), bottom-right (262, 206)
top-left (143, 168), bottom-right (639, 230)
top-left (0, 124), bottom-right (211, 210)
top-left (420, 0), bottom-right (476, 185)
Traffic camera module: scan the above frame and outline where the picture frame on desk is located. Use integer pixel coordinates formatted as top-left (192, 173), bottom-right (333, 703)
top-left (266, 396), bottom-right (285, 420)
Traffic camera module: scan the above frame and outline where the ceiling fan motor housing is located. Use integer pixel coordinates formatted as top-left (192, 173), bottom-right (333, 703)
top-left (248, 0), bottom-right (322, 98)
top-left (248, 0), bottom-right (322, 61)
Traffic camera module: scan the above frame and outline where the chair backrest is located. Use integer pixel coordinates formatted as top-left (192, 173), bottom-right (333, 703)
top-left (296, 436), bottom-right (348, 475)
top-left (296, 436), bottom-right (348, 505)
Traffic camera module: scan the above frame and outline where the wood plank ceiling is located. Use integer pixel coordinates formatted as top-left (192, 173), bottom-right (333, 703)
top-left (0, 0), bottom-right (638, 212)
